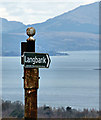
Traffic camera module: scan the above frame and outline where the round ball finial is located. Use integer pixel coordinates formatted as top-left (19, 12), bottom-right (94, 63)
top-left (26, 27), bottom-right (36, 41)
top-left (26, 27), bottom-right (36, 37)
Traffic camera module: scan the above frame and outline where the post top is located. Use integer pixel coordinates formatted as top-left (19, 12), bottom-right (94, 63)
top-left (26, 27), bottom-right (36, 37)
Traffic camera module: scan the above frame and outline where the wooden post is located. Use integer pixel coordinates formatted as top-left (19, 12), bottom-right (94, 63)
top-left (21, 27), bottom-right (50, 120)
top-left (21, 27), bottom-right (39, 120)
top-left (24, 68), bottom-right (38, 120)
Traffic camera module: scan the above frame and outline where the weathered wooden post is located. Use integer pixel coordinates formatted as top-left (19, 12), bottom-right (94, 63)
top-left (21, 27), bottom-right (51, 120)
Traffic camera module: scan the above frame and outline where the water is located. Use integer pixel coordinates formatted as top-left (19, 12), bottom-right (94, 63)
top-left (2, 50), bottom-right (99, 110)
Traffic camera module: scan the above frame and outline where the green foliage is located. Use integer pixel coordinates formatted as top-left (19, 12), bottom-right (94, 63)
top-left (10, 109), bottom-right (24, 118)
top-left (2, 100), bottom-right (24, 118)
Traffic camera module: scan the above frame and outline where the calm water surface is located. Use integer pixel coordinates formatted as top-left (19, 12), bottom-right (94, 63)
top-left (2, 51), bottom-right (99, 110)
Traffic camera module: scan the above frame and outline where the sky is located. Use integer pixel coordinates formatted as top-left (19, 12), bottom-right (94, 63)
top-left (0, 0), bottom-right (100, 25)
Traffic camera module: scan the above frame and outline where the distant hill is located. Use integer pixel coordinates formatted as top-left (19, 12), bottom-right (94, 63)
top-left (33, 2), bottom-right (99, 33)
top-left (1, 2), bottom-right (99, 56)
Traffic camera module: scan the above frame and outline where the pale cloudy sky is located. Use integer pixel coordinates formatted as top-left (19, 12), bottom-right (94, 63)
top-left (0, 0), bottom-right (100, 25)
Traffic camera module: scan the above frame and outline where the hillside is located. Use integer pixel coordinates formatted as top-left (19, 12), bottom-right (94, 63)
top-left (1, 2), bottom-right (99, 56)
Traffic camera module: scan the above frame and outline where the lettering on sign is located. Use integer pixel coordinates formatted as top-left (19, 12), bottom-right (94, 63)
top-left (24, 52), bottom-right (51, 68)
top-left (25, 56), bottom-right (46, 64)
